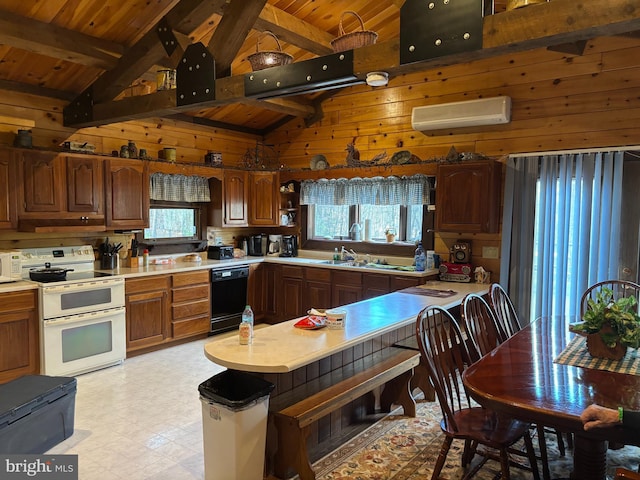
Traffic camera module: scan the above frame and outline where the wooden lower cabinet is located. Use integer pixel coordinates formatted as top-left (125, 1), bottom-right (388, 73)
top-left (332, 270), bottom-right (362, 307)
top-left (363, 273), bottom-right (390, 299)
top-left (390, 275), bottom-right (425, 291)
top-left (171, 270), bottom-right (210, 339)
top-left (261, 263), bottom-right (280, 322)
top-left (280, 265), bottom-right (304, 321)
top-left (125, 275), bottom-right (171, 352)
top-left (303, 267), bottom-right (332, 313)
top-left (126, 271), bottom-right (213, 353)
top-left (262, 264), bottom-right (433, 323)
top-left (0, 289), bottom-right (39, 384)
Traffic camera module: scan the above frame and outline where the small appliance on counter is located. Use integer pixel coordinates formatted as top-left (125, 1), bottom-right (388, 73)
top-left (248, 234), bottom-right (266, 256)
top-left (0, 250), bottom-right (22, 283)
top-left (207, 245), bottom-right (234, 260)
top-left (439, 240), bottom-right (472, 282)
top-left (280, 235), bottom-right (298, 257)
top-left (267, 235), bottom-right (282, 256)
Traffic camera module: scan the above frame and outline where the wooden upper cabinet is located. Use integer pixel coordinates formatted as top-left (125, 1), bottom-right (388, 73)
top-left (18, 150), bottom-right (63, 214)
top-left (0, 149), bottom-right (17, 229)
top-left (435, 160), bottom-right (502, 233)
top-left (223, 170), bottom-right (248, 226)
top-left (249, 171), bottom-right (279, 226)
top-left (67, 156), bottom-right (103, 215)
top-left (16, 151), bottom-right (105, 231)
top-left (105, 158), bottom-right (149, 229)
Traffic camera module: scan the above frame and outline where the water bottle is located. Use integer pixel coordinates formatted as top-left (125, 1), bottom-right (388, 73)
top-left (239, 305), bottom-right (254, 344)
top-left (414, 242), bottom-right (426, 272)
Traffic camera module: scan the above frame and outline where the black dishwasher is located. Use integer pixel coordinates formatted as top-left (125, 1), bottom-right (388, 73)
top-left (210, 266), bottom-right (249, 335)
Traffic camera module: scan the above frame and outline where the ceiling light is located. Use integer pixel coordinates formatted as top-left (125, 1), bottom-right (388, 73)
top-left (366, 71), bottom-right (389, 87)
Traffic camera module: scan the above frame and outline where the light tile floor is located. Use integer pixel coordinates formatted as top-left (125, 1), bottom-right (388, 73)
top-left (48, 337), bottom-right (227, 479)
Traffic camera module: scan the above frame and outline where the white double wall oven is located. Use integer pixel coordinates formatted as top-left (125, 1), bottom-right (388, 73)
top-left (21, 246), bottom-right (126, 377)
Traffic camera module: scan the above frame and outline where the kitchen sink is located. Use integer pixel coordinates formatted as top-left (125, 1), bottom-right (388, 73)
top-left (320, 260), bottom-right (352, 265)
top-left (319, 260), bottom-right (415, 271)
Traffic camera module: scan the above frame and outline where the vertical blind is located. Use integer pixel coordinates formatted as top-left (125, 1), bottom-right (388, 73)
top-left (502, 151), bottom-right (624, 322)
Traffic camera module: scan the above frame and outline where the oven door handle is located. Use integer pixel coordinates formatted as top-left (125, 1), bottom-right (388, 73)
top-left (41, 277), bottom-right (124, 294)
top-left (44, 306), bottom-right (126, 326)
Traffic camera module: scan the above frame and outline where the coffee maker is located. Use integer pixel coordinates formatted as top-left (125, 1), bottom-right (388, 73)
top-left (280, 235), bottom-right (298, 257)
top-left (267, 235), bottom-right (282, 256)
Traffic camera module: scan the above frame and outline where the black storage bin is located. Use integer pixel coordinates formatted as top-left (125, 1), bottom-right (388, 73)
top-left (0, 375), bottom-right (76, 454)
top-left (198, 370), bottom-right (274, 409)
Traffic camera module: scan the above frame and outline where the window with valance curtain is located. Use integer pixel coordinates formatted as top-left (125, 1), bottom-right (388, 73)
top-left (300, 174), bottom-right (433, 206)
top-left (149, 173), bottom-right (211, 203)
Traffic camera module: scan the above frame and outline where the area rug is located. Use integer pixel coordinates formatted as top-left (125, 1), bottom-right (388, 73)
top-left (312, 400), bottom-right (639, 480)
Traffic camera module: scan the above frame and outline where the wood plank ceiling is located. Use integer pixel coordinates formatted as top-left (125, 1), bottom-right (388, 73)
top-left (0, 0), bottom-right (638, 136)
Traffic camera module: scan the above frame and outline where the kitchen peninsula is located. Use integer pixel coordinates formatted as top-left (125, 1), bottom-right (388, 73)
top-left (204, 281), bottom-right (489, 478)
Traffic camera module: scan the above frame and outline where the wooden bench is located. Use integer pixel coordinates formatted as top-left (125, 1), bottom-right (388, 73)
top-left (271, 347), bottom-right (420, 480)
top-left (393, 336), bottom-right (435, 401)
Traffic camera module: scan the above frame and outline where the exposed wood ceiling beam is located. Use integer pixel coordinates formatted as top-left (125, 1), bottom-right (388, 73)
top-left (0, 7), bottom-right (123, 69)
top-left (91, 0), bottom-right (230, 104)
top-left (70, 0), bottom-right (640, 128)
top-left (240, 97), bottom-right (315, 117)
top-left (207, 0), bottom-right (268, 77)
top-left (0, 2), bottom-right (333, 100)
top-left (253, 4), bottom-right (334, 56)
top-left (547, 40), bottom-right (588, 56)
top-left (0, 79), bottom-right (75, 102)
top-left (165, 114), bottom-right (264, 136)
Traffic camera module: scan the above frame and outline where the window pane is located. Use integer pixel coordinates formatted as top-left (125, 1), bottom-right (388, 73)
top-left (407, 205), bottom-right (423, 242)
top-left (360, 205), bottom-right (400, 240)
top-left (312, 205), bottom-right (350, 239)
top-left (144, 208), bottom-right (196, 239)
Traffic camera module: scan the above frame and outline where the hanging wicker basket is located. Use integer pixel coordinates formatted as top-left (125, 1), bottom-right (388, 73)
top-left (330, 11), bottom-right (378, 53)
top-left (248, 31), bottom-right (293, 71)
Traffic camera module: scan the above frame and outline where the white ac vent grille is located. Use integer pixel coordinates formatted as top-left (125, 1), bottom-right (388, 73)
top-left (411, 96), bottom-right (511, 132)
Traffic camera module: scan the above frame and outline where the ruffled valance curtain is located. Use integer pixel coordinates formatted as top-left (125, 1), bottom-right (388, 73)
top-left (150, 173), bottom-right (211, 202)
top-left (300, 174), bottom-right (433, 206)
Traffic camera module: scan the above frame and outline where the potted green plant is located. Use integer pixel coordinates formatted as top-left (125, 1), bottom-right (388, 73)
top-left (384, 226), bottom-right (396, 243)
top-left (570, 287), bottom-right (640, 359)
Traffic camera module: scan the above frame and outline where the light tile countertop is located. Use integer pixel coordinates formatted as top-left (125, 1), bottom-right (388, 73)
top-left (0, 251), bottom-right (437, 292)
top-left (96, 251), bottom-right (439, 278)
top-left (203, 281), bottom-right (489, 373)
top-left (0, 280), bottom-right (38, 294)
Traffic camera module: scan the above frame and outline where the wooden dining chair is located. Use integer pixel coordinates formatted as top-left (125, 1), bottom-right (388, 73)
top-left (461, 293), bottom-right (502, 363)
top-left (486, 283), bottom-right (570, 480)
top-left (615, 467), bottom-right (640, 480)
top-left (415, 305), bottom-right (541, 480)
top-left (580, 280), bottom-right (640, 316)
top-left (489, 283), bottom-right (522, 343)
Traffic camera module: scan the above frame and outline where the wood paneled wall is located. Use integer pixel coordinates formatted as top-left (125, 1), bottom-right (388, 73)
top-left (0, 93), bottom-right (260, 166)
top-left (267, 35), bottom-right (640, 168)
top-left (2, 34), bottom-right (640, 281)
top-left (268, 34), bottom-right (640, 282)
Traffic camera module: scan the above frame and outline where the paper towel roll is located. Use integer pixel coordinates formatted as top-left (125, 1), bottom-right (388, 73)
top-left (364, 219), bottom-right (371, 241)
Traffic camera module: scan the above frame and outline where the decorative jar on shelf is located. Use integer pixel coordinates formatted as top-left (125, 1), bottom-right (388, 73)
top-left (127, 141), bottom-right (138, 159)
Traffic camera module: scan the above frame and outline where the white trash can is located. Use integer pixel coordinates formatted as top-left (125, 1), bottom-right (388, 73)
top-left (199, 370), bottom-right (274, 480)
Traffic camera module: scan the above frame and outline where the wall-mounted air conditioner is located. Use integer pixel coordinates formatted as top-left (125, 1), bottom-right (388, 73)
top-left (411, 96), bottom-right (511, 132)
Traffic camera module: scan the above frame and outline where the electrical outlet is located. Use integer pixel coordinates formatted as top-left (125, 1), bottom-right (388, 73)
top-left (482, 246), bottom-right (499, 259)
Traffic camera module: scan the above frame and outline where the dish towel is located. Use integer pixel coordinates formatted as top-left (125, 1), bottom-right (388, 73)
top-left (554, 336), bottom-right (640, 375)
top-left (399, 286), bottom-right (457, 298)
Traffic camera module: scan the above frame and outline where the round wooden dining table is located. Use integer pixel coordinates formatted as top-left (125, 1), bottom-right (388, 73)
top-left (463, 315), bottom-right (640, 480)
